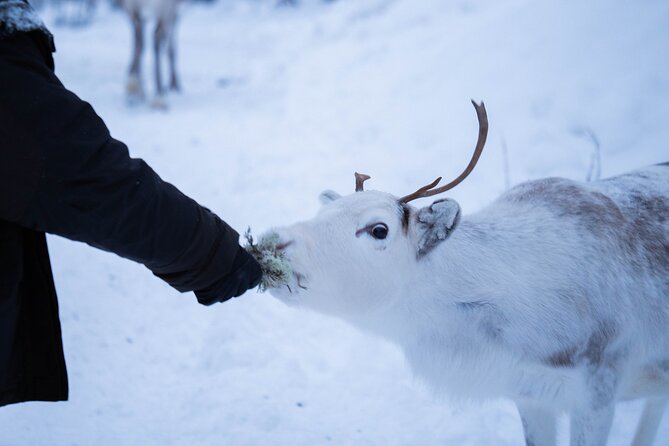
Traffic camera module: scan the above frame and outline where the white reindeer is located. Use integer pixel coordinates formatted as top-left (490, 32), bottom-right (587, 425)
top-left (120, 0), bottom-right (181, 108)
top-left (266, 102), bottom-right (669, 446)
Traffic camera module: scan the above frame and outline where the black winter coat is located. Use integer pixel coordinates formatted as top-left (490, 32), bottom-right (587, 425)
top-left (0, 26), bottom-right (244, 405)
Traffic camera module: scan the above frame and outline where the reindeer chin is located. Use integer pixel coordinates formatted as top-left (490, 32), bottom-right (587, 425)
top-left (265, 270), bottom-right (308, 307)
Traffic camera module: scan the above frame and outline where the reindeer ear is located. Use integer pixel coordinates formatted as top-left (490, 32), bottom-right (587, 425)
top-left (415, 198), bottom-right (461, 257)
top-left (319, 190), bottom-right (342, 205)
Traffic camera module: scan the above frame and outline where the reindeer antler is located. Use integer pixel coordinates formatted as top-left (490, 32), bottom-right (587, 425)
top-left (399, 100), bottom-right (488, 204)
top-left (355, 172), bottom-right (371, 192)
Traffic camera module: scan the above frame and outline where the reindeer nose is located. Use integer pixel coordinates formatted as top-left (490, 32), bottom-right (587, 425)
top-left (272, 228), bottom-right (295, 253)
top-left (270, 229), bottom-right (294, 253)
top-left (275, 239), bottom-right (294, 252)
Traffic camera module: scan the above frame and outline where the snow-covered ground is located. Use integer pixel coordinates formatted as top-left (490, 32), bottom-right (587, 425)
top-left (2, 0), bottom-right (669, 444)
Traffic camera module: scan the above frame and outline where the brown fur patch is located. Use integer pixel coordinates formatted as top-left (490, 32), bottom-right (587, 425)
top-left (623, 191), bottom-right (669, 273)
top-left (544, 321), bottom-right (618, 369)
top-left (400, 203), bottom-right (411, 235)
top-left (546, 347), bottom-right (577, 368)
top-left (582, 321), bottom-right (618, 365)
top-left (506, 177), bottom-right (669, 274)
top-left (505, 178), bottom-right (626, 232)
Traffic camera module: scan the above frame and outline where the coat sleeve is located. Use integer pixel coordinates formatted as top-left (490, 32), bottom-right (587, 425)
top-left (0, 32), bottom-right (241, 296)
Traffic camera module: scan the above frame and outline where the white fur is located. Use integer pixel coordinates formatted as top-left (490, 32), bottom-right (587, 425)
top-left (269, 163), bottom-right (669, 446)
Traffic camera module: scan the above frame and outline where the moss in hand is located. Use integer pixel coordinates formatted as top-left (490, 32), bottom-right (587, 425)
top-left (244, 228), bottom-right (293, 292)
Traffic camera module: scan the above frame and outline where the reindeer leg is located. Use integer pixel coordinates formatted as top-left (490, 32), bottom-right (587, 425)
top-left (516, 401), bottom-right (557, 446)
top-left (570, 404), bottom-right (615, 446)
top-left (569, 360), bottom-right (618, 446)
top-left (570, 404), bottom-right (614, 446)
top-left (167, 14), bottom-right (180, 92)
top-left (126, 7), bottom-right (145, 104)
top-left (83, 0), bottom-right (95, 25)
top-left (150, 18), bottom-right (168, 109)
top-left (631, 396), bottom-right (668, 446)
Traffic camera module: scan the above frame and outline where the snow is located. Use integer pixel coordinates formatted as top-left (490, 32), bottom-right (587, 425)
top-left (2, 0), bottom-right (669, 444)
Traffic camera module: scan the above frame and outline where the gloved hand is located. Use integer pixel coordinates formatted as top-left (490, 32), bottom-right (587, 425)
top-left (195, 246), bottom-right (262, 305)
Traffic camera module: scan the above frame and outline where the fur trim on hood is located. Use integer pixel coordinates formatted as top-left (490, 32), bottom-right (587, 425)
top-left (0, 0), bottom-right (50, 38)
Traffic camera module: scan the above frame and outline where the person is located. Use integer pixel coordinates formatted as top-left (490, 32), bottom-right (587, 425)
top-left (0, 0), bottom-right (262, 407)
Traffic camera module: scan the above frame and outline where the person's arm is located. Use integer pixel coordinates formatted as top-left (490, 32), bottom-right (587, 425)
top-left (0, 31), bottom-right (260, 304)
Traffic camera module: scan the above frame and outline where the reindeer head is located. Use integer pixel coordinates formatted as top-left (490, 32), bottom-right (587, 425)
top-left (267, 101), bottom-right (488, 320)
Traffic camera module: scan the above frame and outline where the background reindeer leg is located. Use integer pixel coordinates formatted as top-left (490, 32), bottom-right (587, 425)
top-left (152, 17), bottom-right (167, 107)
top-left (127, 7), bottom-right (144, 102)
top-left (167, 11), bottom-right (180, 92)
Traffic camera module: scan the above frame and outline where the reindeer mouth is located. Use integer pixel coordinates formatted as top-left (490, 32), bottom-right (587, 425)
top-left (296, 272), bottom-right (308, 290)
top-left (267, 270), bottom-right (308, 305)
top-left (286, 272), bottom-right (308, 294)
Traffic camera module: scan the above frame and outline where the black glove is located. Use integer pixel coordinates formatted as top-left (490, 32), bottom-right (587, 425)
top-left (195, 246), bottom-right (262, 305)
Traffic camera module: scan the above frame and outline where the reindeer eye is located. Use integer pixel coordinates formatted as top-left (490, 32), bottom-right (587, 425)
top-left (370, 223), bottom-right (388, 240)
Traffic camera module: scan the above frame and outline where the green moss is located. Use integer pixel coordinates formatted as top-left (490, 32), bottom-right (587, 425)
top-left (244, 228), bottom-right (293, 292)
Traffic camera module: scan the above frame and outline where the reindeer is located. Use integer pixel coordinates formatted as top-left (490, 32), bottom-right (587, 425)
top-left (53, 0), bottom-right (96, 27)
top-left (265, 102), bottom-right (669, 446)
top-left (120, 0), bottom-right (181, 108)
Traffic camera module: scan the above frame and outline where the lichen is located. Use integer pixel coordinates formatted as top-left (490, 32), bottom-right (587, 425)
top-left (244, 228), bottom-right (293, 292)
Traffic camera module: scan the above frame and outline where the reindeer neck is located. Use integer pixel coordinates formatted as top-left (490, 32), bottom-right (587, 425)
top-left (366, 214), bottom-right (528, 348)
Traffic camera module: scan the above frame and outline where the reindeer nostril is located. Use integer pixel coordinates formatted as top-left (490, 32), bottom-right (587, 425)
top-left (275, 240), bottom-right (294, 252)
